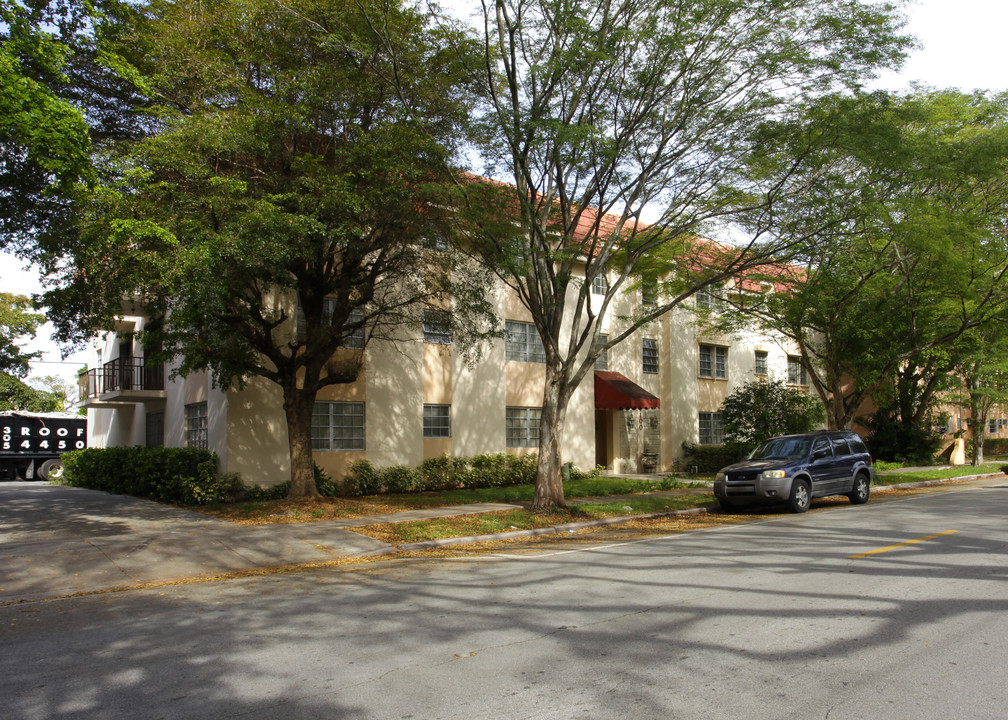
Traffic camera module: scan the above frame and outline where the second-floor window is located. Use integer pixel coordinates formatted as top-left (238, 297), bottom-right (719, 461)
top-left (422, 309), bottom-right (452, 345)
top-left (505, 320), bottom-right (546, 363)
top-left (296, 298), bottom-right (364, 348)
top-left (591, 273), bottom-right (608, 295)
top-left (595, 334), bottom-right (609, 371)
top-left (642, 338), bottom-right (659, 374)
top-left (754, 350), bottom-right (768, 376)
top-left (699, 344), bottom-right (727, 379)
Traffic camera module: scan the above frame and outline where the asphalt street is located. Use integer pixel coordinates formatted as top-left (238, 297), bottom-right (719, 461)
top-left (2, 481), bottom-right (1007, 719)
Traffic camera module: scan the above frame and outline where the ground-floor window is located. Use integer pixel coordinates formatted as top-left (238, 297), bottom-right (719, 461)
top-left (312, 402), bottom-right (365, 450)
top-left (698, 411), bottom-right (724, 445)
top-left (146, 411), bottom-right (164, 449)
top-left (506, 406), bottom-right (541, 448)
top-left (423, 404), bottom-right (451, 438)
top-left (185, 402), bottom-right (208, 449)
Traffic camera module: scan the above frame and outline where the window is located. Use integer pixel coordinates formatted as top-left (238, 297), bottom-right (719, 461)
top-left (506, 407), bottom-right (541, 448)
top-left (296, 299), bottom-right (364, 348)
top-left (699, 344), bottom-right (727, 379)
top-left (422, 309), bottom-right (452, 345)
top-left (312, 402), bottom-right (365, 451)
top-left (989, 418), bottom-right (998, 434)
top-left (696, 286), bottom-right (723, 311)
top-left (641, 278), bottom-right (657, 306)
top-left (422, 227), bottom-right (450, 251)
top-left (591, 273), bottom-right (608, 295)
top-left (423, 404), bottom-right (451, 438)
top-left (698, 412), bottom-right (724, 445)
top-left (595, 334), bottom-right (609, 371)
top-left (788, 355), bottom-right (808, 386)
top-left (185, 403), bottom-right (208, 450)
top-left (145, 412), bottom-right (164, 449)
top-left (642, 338), bottom-right (659, 374)
top-left (505, 320), bottom-right (546, 363)
top-left (754, 350), bottom-right (768, 376)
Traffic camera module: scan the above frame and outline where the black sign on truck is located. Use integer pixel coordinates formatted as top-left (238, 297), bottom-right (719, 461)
top-left (1, 411), bottom-right (87, 481)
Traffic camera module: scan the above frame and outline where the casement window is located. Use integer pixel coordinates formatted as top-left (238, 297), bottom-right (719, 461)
top-left (423, 404), bottom-right (451, 438)
top-left (698, 412), bottom-right (724, 445)
top-left (185, 402), bottom-right (208, 450)
top-left (312, 402), bottom-right (365, 451)
top-left (699, 344), bottom-right (727, 379)
top-left (591, 273), bottom-right (608, 295)
top-left (505, 320), bottom-right (546, 363)
top-left (422, 309), bottom-right (452, 345)
top-left (754, 350), bottom-right (768, 376)
top-left (506, 406), bottom-right (541, 448)
top-left (146, 412), bottom-right (164, 449)
top-left (296, 299), bottom-right (364, 348)
top-left (787, 355), bottom-right (808, 386)
top-left (989, 418), bottom-right (998, 434)
top-left (642, 338), bottom-right (659, 374)
top-left (696, 286), bottom-right (723, 311)
top-left (595, 334), bottom-right (609, 371)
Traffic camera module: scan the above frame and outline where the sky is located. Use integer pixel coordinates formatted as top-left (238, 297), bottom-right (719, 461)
top-left (3, 0), bottom-right (1007, 389)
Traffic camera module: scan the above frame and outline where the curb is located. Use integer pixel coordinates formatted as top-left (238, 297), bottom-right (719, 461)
top-left (394, 473), bottom-right (1007, 552)
top-left (396, 505), bottom-right (715, 551)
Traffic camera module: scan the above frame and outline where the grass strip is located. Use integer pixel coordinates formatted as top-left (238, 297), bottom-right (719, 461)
top-left (875, 464), bottom-right (1004, 485)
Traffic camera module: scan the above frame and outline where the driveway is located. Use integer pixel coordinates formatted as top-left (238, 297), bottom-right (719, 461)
top-left (0, 482), bottom-right (392, 602)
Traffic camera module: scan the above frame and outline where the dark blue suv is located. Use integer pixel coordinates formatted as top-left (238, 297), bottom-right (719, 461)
top-left (713, 430), bottom-right (874, 513)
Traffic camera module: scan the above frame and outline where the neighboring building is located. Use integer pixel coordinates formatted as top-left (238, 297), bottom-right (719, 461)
top-left (78, 276), bottom-right (814, 486)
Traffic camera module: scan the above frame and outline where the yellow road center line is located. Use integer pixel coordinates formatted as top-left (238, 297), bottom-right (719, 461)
top-left (849, 530), bottom-right (958, 559)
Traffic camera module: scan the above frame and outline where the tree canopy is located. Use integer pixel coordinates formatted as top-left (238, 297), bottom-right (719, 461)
top-left (45, 0), bottom-right (497, 496)
top-left (462, 0), bottom-right (910, 509)
top-left (729, 90), bottom-right (1008, 430)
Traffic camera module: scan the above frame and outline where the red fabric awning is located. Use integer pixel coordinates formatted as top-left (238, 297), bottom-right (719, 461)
top-left (594, 371), bottom-right (660, 410)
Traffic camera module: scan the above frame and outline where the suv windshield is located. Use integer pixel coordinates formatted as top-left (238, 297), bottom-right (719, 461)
top-left (749, 436), bottom-right (812, 461)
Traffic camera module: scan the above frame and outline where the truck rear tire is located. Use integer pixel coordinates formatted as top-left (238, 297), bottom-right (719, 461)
top-left (38, 459), bottom-right (64, 482)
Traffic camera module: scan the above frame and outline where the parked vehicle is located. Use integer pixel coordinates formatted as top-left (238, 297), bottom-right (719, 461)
top-left (714, 430), bottom-right (874, 513)
top-left (0, 411), bottom-right (87, 481)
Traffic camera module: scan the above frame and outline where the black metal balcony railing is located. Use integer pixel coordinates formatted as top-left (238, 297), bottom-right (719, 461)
top-left (79, 357), bottom-right (165, 401)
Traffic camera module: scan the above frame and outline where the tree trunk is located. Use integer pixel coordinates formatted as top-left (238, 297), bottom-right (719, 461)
top-left (284, 389), bottom-right (320, 498)
top-left (531, 366), bottom-right (571, 512)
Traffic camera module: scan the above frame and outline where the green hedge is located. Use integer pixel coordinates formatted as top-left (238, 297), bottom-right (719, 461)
top-left (983, 438), bottom-right (1008, 455)
top-left (341, 453), bottom-right (539, 496)
top-left (60, 447), bottom-right (241, 505)
top-left (680, 442), bottom-right (752, 474)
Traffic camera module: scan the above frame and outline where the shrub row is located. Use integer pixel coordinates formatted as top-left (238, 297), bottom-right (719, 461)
top-left (341, 453), bottom-right (539, 496)
top-left (60, 447), bottom-right (243, 506)
top-left (679, 442), bottom-right (752, 474)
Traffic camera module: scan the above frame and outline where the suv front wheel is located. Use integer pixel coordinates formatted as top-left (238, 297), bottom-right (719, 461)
top-left (788, 479), bottom-right (811, 513)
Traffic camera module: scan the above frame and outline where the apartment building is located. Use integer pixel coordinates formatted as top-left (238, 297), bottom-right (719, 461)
top-left (78, 277), bottom-right (814, 487)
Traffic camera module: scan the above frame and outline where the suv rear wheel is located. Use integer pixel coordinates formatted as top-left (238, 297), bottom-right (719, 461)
top-left (848, 472), bottom-right (870, 504)
top-left (787, 479), bottom-right (811, 513)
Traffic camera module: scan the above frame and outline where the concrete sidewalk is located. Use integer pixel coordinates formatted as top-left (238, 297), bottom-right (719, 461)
top-left (0, 482), bottom-right (522, 604)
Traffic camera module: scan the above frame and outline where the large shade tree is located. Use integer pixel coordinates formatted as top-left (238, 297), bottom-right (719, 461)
top-left (46, 0), bottom-right (497, 497)
top-left (728, 90), bottom-right (1008, 431)
top-left (459, 0), bottom-right (909, 509)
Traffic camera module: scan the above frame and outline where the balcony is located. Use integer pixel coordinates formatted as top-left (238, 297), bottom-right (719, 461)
top-left (78, 357), bottom-right (167, 407)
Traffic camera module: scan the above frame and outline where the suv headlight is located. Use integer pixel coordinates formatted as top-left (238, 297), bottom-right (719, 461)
top-left (761, 470), bottom-right (786, 479)
top-left (715, 472), bottom-right (726, 482)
